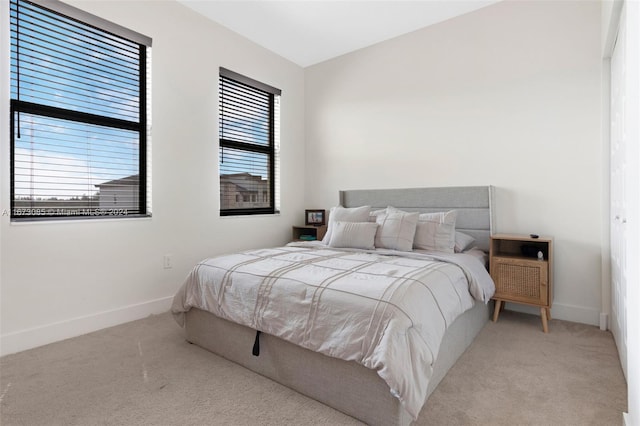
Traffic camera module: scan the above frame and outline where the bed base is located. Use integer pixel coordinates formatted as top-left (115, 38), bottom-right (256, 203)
top-left (184, 301), bottom-right (491, 426)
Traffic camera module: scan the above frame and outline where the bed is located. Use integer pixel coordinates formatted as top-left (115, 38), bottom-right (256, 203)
top-left (172, 186), bottom-right (495, 425)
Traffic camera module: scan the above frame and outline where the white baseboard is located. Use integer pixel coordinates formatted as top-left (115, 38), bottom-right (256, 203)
top-left (504, 301), bottom-right (601, 327)
top-left (0, 296), bottom-right (173, 357)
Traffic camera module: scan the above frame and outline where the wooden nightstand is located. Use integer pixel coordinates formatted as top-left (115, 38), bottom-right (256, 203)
top-left (490, 233), bottom-right (554, 332)
top-left (292, 225), bottom-right (327, 242)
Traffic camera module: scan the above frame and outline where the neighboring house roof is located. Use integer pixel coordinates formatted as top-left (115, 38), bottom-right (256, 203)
top-left (95, 174), bottom-right (139, 188)
top-left (220, 173), bottom-right (266, 192)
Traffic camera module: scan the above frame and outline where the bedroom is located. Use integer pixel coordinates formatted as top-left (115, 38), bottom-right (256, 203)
top-left (0, 0), bottom-right (637, 424)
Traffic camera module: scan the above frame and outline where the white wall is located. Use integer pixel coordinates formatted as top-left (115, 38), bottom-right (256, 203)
top-left (304, 0), bottom-right (603, 325)
top-left (0, 0), bottom-right (306, 355)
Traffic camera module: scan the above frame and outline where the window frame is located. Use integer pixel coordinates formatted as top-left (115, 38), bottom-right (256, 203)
top-left (8, 0), bottom-right (152, 221)
top-left (219, 68), bottom-right (281, 216)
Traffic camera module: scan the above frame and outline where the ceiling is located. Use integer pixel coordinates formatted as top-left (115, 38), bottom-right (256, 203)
top-left (177, 1), bottom-right (502, 67)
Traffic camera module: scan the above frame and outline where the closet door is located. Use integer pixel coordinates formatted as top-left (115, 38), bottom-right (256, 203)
top-left (610, 4), bottom-right (627, 379)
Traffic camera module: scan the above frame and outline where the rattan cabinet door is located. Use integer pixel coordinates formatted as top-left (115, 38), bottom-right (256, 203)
top-left (491, 256), bottom-right (548, 306)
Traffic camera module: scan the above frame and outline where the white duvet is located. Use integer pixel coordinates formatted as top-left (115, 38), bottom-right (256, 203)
top-left (172, 242), bottom-right (494, 419)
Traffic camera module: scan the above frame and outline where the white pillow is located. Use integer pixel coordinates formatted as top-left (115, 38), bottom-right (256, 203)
top-left (368, 208), bottom-right (387, 222)
top-left (414, 210), bottom-right (458, 253)
top-left (375, 210), bottom-right (419, 252)
top-left (328, 221), bottom-right (378, 250)
top-left (454, 231), bottom-right (476, 253)
top-left (322, 205), bottom-right (371, 244)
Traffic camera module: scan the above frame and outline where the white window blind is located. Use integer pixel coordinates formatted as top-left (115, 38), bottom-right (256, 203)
top-left (9, 0), bottom-right (151, 220)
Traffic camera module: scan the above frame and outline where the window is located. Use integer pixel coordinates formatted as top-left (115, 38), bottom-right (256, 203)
top-left (9, 0), bottom-right (152, 220)
top-left (219, 68), bottom-right (280, 216)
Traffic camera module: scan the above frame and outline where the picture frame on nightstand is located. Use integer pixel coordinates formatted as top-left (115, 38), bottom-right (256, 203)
top-left (305, 209), bottom-right (326, 226)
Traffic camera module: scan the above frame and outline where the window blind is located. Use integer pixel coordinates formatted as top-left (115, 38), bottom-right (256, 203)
top-left (9, 0), bottom-right (151, 220)
top-left (219, 69), bottom-right (280, 215)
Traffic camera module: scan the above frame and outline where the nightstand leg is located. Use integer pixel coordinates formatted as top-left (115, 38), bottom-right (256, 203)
top-left (493, 300), bottom-right (502, 322)
top-left (546, 309), bottom-right (551, 321)
top-left (540, 308), bottom-right (549, 333)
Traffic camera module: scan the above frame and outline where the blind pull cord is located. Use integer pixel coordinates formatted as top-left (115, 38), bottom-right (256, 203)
top-left (16, 0), bottom-right (21, 138)
top-left (220, 88), bottom-right (224, 163)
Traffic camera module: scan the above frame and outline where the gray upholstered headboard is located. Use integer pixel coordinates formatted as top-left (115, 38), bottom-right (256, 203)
top-left (339, 186), bottom-right (494, 252)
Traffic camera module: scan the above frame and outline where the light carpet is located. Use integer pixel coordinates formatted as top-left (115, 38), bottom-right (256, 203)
top-left (0, 310), bottom-right (627, 425)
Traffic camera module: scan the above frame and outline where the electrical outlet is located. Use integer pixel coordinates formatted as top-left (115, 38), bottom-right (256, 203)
top-left (163, 254), bottom-right (172, 269)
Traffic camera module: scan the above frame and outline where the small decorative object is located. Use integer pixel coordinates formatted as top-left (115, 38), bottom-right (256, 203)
top-left (305, 209), bottom-right (326, 226)
top-left (521, 244), bottom-right (546, 259)
top-left (537, 251), bottom-right (544, 260)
